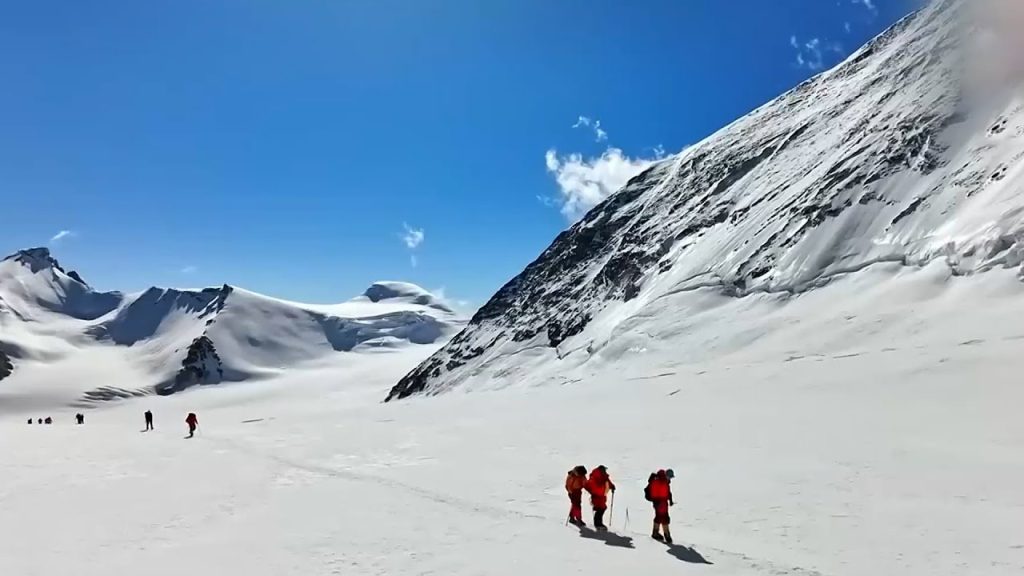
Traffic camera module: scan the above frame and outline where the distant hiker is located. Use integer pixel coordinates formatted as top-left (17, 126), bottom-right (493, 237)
top-left (27, 418), bottom-right (32, 425)
top-left (565, 465), bottom-right (588, 527)
top-left (185, 412), bottom-right (198, 438)
top-left (44, 416), bottom-right (52, 425)
top-left (37, 418), bottom-right (42, 424)
top-left (645, 469), bottom-right (674, 543)
top-left (75, 413), bottom-right (85, 425)
top-left (584, 465), bottom-right (616, 531)
top-left (144, 410), bottom-right (154, 431)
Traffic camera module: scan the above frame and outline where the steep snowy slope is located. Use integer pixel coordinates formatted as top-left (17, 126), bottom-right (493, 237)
top-left (389, 0), bottom-right (1024, 399)
top-left (0, 249), bottom-right (463, 410)
top-left (0, 248), bottom-right (122, 321)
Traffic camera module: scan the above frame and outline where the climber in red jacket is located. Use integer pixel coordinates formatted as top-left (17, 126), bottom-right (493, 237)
top-left (185, 412), bottom-right (198, 438)
top-left (645, 469), bottom-right (674, 543)
top-left (565, 465), bottom-right (588, 526)
top-left (584, 465), bottom-right (616, 531)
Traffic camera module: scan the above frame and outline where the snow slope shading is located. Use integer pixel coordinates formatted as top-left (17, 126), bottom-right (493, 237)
top-left (0, 248), bottom-right (464, 411)
top-left (389, 0), bottom-right (1024, 399)
top-left (1, 292), bottom-right (1021, 575)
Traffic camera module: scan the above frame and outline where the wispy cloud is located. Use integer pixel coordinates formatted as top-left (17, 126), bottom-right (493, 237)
top-left (50, 230), bottom-right (74, 244)
top-left (544, 147), bottom-right (664, 221)
top-left (572, 116), bottom-right (608, 142)
top-left (852, 0), bottom-right (877, 15)
top-left (401, 223), bottom-right (424, 249)
top-left (790, 36), bottom-right (843, 71)
top-left (180, 265), bottom-right (197, 274)
top-left (400, 223), bottom-right (424, 267)
top-left (968, 0), bottom-right (1024, 90)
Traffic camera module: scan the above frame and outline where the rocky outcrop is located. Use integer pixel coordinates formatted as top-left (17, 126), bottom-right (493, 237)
top-left (156, 335), bottom-right (224, 395)
top-left (0, 350), bottom-right (12, 382)
top-left (7, 247), bottom-right (68, 274)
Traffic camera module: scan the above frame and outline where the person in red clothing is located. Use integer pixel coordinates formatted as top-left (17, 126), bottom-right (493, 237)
top-left (185, 412), bottom-right (198, 438)
top-left (584, 465), bottom-right (616, 531)
top-left (645, 469), bottom-right (674, 543)
top-left (565, 465), bottom-right (588, 526)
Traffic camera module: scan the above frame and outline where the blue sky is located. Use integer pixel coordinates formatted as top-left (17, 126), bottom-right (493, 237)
top-left (0, 0), bottom-right (913, 308)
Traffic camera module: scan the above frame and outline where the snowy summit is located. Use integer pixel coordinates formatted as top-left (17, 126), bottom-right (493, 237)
top-left (2, 2), bottom-right (1023, 576)
top-left (0, 247), bottom-right (464, 410)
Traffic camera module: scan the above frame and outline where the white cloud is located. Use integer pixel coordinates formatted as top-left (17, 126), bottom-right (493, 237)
top-left (401, 223), bottom-right (424, 250)
top-left (180, 266), bottom-right (197, 274)
top-left (852, 0), bottom-right (877, 14)
top-left (50, 230), bottom-right (74, 243)
top-left (400, 223), bottom-right (424, 268)
top-left (790, 36), bottom-right (843, 71)
top-left (544, 147), bottom-right (664, 221)
top-left (572, 115), bottom-right (608, 142)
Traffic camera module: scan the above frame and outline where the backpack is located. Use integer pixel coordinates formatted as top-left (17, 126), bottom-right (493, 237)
top-left (644, 474), bottom-right (656, 501)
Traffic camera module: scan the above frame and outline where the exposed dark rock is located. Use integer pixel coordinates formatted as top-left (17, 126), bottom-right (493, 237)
top-left (0, 350), bottom-right (12, 382)
top-left (156, 335), bottom-right (224, 395)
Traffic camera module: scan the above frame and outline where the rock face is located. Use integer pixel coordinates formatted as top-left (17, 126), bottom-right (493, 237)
top-left (0, 350), bottom-right (12, 382)
top-left (388, 0), bottom-right (1024, 400)
top-left (159, 336), bottom-right (224, 395)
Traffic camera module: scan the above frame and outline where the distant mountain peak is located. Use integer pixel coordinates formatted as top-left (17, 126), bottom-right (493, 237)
top-left (362, 281), bottom-right (454, 313)
top-left (4, 247), bottom-right (63, 273)
top-left (3, 247), bottom-right (89, 286)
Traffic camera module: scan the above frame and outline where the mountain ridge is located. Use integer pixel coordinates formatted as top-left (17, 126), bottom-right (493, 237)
top-left (388, 0), bottom-right (1024, 400)
top-left (0, 247), bottom-right (464, 406)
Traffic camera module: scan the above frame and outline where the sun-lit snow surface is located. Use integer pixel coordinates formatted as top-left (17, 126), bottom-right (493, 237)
top-left (0, 249), bottom-right (463, 411)
top-left (389, 0), bottom-right (1024, 399)
top-left (2, 2), bottom-right (1022, 573)
top-left (1, 264), bottom-right (1022, 576)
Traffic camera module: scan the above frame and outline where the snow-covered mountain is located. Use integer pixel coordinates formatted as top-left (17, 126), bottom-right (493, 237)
top-left (0, 248), bottom-right (463, 408)
top-left (388, 0), bottom-right (1024, 400)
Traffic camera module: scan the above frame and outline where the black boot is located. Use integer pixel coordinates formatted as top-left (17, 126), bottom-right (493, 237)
top-left (652, 531), bottom-right (664, 541)
top-left (594, 509), bottom-right (607, 531)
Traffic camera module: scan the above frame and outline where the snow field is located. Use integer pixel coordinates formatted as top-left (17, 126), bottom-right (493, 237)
top-left (2, 263), bottom-right (1022, 576)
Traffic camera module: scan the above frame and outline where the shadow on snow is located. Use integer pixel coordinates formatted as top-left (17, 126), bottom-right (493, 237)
top-left (663, 542), bottom-right (713, 565)
top-left (577, 526), bottom-right (635, 549)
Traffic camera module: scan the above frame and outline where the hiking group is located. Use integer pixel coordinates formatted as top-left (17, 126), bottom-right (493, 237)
top-left (28, 410), bottom-right (199, 439)
top-left (566, 465), bottom-right (675, 543)
top-left (565, 465), bottom-right (616, 531)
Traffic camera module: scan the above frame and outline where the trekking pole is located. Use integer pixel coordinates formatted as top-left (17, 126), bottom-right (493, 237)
top-left (624, 507), bottom-right (630, 533)
top-left (609, 491), bottom-right (615, 525)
